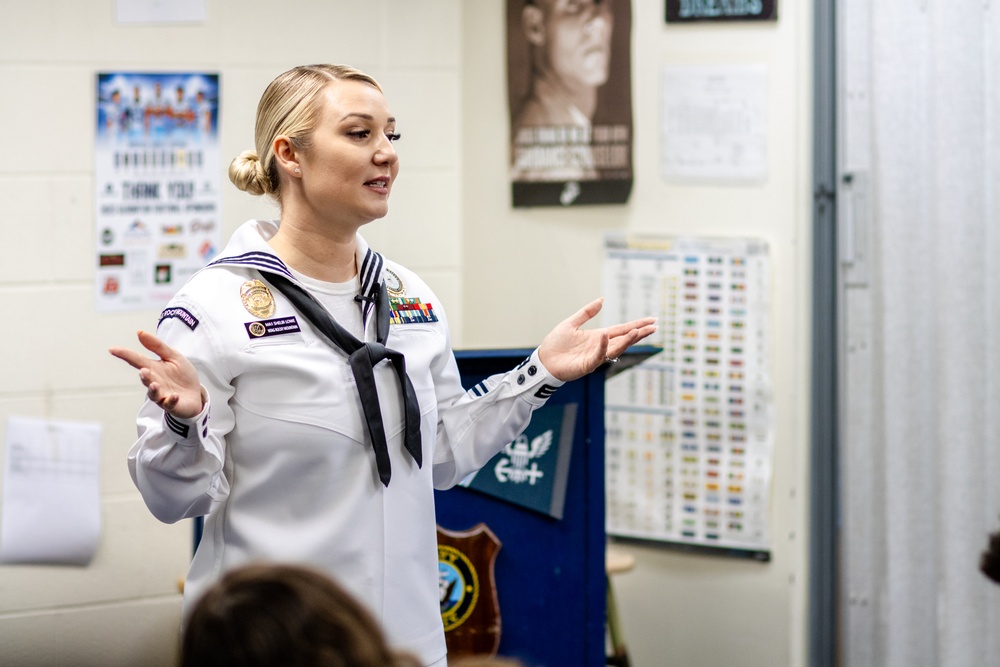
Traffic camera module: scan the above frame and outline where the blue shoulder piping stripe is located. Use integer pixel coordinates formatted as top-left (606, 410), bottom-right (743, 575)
top-left (209, 251), bottom-right (293, 279)
top-left (359, 249), bottom-right (382, 292)
top-left (358, 249), bottom-right (383, 320)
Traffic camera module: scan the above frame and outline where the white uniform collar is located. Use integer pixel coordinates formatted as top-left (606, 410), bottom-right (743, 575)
top-left (207, 220), bottom-right (386, 307)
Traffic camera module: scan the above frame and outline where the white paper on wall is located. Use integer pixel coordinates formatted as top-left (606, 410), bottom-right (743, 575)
top-left (116, 0), bottom-right (207, 24)
top-left (0, 417), bottom-right (102, 566)
top-left (661, 64), bottom-right (769, 183)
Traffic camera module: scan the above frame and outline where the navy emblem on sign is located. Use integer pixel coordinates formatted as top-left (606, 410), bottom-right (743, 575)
top-left (495, 431), bottom-right (552, 484)
top-left (244, 316), bottom-right (301, 339)
top-left (158, 307), bottom-right (199, 331)
top-left (438, 544), bottom-right (479, 632)
top-left (459, 404), bottom-right (576, 519)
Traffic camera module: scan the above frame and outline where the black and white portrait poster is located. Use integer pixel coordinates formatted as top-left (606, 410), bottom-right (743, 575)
top-left (507, 0), bottom-right (633, 207)
top-left (95, 72), bottom-right (222, 312)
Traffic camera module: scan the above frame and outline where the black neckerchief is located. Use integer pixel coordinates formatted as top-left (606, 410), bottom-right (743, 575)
top-left (260, 270), bottom-right (422, 487)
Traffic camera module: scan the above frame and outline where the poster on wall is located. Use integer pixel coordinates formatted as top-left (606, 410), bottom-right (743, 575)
top-left (94, 72), bottom-right (222, 313)
top-left (506, 0), bottom-right (633, 207)
top-left (602, 234), bottom-right (773, 560)
top-left (665, 0), bottom-right (778, 23)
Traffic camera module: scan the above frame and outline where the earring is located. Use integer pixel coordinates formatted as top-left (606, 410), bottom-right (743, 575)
top-left (294, 167), bottom-right (300, 174)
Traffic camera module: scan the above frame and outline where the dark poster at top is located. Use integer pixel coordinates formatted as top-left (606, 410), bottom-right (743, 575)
top-left (665, 0), bottom-right (778, 23)
top-left (506, 0), bottom-right (633, 207)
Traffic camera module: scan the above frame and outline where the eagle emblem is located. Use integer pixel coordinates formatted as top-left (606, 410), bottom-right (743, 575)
top-left (494, 430), bottom-right (553, 485)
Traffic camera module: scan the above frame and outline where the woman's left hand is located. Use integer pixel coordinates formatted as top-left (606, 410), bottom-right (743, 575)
top-left (538, 298), bottom-right (657, 382)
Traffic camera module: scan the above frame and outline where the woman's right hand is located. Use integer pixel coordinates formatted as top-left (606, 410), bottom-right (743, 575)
top-left (109, 330), bottom-right (205, 419)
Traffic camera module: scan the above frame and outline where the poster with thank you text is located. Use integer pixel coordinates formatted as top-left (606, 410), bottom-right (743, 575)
top-left (95, 72), bottom-right (222, 312)
top-left (507, 0), bottom-right (633, 207)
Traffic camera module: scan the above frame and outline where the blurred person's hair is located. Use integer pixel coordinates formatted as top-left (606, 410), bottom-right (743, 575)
top-left (181, 562), bottom-right (420, 667)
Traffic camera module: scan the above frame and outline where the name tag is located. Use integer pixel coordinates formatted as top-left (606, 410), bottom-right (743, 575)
top-left (244, 316), bottom-right (301, 338)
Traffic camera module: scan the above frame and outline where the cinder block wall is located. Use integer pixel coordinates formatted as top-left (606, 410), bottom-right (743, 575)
top-left (0, 2), bottom-right (462, 665)
top-left (0, 1), bottom-right (812, 665)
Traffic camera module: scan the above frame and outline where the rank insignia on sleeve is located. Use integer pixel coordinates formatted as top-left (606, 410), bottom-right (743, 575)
top-left (389, 297), bottom-right (439, 325)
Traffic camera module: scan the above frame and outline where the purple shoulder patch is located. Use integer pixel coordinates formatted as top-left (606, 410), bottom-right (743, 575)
top-left (158, 307), bottom-right (199, 331)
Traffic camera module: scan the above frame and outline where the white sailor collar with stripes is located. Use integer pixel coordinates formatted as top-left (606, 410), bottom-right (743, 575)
top-left (205, 219), bottom-right (386, 320)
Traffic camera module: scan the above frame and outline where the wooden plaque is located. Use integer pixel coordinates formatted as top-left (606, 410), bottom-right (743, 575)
top-left (437, 523), bottom-right (502, 657)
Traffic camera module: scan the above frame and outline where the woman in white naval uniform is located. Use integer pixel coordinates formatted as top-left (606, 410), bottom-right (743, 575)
top-left (110, 64), bottom-right (656, 667)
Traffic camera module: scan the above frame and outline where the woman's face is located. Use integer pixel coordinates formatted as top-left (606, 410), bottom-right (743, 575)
top-left (294, 80), bottom-right (400, 230)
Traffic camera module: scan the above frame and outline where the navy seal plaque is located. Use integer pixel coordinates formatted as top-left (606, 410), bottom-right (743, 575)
top-left (437, 523), bottom-right (502, 657)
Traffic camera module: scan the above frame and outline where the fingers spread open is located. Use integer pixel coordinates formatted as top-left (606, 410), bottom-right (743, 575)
top-left (136, 330), bottom-right (173, 357)
top-left (108, 347), bottom-right (150, 371)
top-left (606, 322), bottom-right (658, 359)
top-left (565, 298), bottom-right (605, 329)
top-left (606, 330), bottom-right (639, 360)
top-left (606, 317), bottom-right (657, 338)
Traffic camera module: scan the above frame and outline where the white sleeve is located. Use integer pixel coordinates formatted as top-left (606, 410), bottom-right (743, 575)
top-left (126, 299), bottom-right (236, 524)
top-left (431, 345), bottom-right (564, 490)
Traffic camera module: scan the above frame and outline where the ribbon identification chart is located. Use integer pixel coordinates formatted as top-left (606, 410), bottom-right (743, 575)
top-left (603, 234), bottom-right (773, 559)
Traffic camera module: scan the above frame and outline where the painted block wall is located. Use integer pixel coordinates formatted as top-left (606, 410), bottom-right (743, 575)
top-left (0, 0), bottom-right (811, 665)
top-left (460, 2), bottom-right (813, 666)
top-left (0, 1), bottom-right (462, 665)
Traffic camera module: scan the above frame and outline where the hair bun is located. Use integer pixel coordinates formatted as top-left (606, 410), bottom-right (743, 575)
top-left (228, 150), bottom-right (269, 196)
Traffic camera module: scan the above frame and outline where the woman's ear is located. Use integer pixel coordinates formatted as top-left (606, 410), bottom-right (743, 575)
top-left (522, 5), bottom-right (546, 47)
top-left (272, 136), bottom-right (301, 178)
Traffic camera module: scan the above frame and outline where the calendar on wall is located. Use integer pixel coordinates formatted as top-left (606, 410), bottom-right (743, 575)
top-left (603, 234), bottom-right (773, 559)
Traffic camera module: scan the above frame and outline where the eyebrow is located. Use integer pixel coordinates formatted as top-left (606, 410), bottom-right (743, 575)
top-left (339, 113), bottom-right (396, 124)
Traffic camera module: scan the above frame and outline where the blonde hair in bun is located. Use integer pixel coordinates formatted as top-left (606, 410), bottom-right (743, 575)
top-left (228, 150), bottom-right (269, 197)
top-left (229, 64), bottom-right (382, 202)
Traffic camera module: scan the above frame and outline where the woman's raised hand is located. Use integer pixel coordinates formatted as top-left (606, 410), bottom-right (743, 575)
top-left (109, 330), bottom-right (205, 419)
top-left (538, 298), bottom-right (657, 382)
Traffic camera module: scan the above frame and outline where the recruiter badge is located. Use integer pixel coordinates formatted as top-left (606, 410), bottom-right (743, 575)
top-left (240, 279), bottom-right (275, 318)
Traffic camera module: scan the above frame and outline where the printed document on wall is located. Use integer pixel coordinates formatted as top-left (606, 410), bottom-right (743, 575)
top-left (661, 64), bottom-right (769, 183)
top-left (0, 417), bottom-right (102, 565)
top-left (603, 235), bottom-right (773, 558)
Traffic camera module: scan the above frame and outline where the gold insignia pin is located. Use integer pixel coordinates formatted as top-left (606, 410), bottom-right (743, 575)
top-left (385, 269), bottom-right (405, 298)
top-left (241, 279), bottom-right (275, 318)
